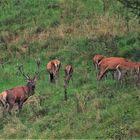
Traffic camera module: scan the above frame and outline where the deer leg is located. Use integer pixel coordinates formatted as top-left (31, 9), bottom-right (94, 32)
top-left (97, 68), bottom-right (103, 80)
top-left (116, 68), bottom-right (122, 81)
top-left (7, 103), bottom-right (14, 115)
top-left (121, 71), bottom-right (129, 87)
top-left (96, 68), bottom-right (102, 79)
top-left (112, 71), bottom-right (116, 80)
top-left (95, 63), bottom-right (98, 72)
top-left (3, 103), bottom-right (9, 115)
top-left (111, 71), bottom-right (118, 80)
top-left (18, 101), bottom-right (24, 113)
top-left (0, 99), bottom-right (6, 108)
top-left (64, 87), bottom-right (67, 101)
top-left (50, 74), bottom-right (52, 83)
top-left (97, 67), bottom-right (108, 81)
top-left (64, 79), bottom-right (68, 101)
top-left (116, 68), bottom-right (125, 87)
top-left (0, 100), bottom-right (7, 115)
top-left (50, 73), bottom-right (54, 83)
top-left (55, 71), bottom-right (59, 84)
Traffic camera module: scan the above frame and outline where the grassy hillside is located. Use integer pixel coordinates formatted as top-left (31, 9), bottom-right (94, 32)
top-left (0, 0), bottom-right (140, 139)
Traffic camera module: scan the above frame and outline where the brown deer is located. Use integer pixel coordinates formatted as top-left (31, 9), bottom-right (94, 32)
top-left (64, 64), bottom-right (73, 101)
top-left (97, 57), bottom-right (128, 80)
top-left (47, 59), bottom-right (61, 83)
top-left (92, 54), bottom-right (106, 70)
top-left (0, 59), bottom-right (40, 114)
top-left (116, 61), bottom-right (140, 85)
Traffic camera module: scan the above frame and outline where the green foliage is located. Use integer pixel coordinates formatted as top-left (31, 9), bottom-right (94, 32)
top-left (0, 0), bottom-right (61, 31)
top-left (118, 34), bottom-right (140, 60)
top-left (0, 0), bottom-right (140, 139)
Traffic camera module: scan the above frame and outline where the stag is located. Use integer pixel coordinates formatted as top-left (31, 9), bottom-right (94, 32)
top-left (64, 64), bottom-right (73, 101)
top-left (0, 59), bottom-right (40, 114)
top-left (47, 59), bottom-right (61, 83)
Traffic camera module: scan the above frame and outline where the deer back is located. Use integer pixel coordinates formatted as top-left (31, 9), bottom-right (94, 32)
top-left (117, 61), bottom-right (140, 71)
top-left (47, 61), bottom-right (56, 74)
top-left (99, 57), bottom-right (128, 69)
top-left (6, 85), bottom-right (29, 103)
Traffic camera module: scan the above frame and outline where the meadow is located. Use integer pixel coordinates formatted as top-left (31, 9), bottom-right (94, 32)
top-left (0, 0), bottom-right (140, 139)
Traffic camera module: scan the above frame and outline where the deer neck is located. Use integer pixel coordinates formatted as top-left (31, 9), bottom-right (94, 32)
top-left (26, 83), bottom-right (35, 96)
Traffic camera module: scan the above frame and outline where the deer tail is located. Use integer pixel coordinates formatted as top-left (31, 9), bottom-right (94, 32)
top-left (0, 91), bottom-right (7, 107)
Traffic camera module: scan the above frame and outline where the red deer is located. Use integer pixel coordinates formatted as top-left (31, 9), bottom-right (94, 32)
top-left (97, 57), bottom-right (128, 80)
top-left (64, 64), bottom-right (73, 101)
top-left (116, 61), bottom-right (140, 85)
top-left (0, 60), bottom-right (40, 114)
top-left (47, 59), bottom-right (61, 83)
top-left (92, 54), bottom-right (106, 70)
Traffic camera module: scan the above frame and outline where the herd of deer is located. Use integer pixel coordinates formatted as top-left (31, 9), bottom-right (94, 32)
top-left (93, 54), bottom-right (140, 83)
top-left (0, 54), bottom-right (140, 114)
top-left (0, 59), bottom-right (73, 114)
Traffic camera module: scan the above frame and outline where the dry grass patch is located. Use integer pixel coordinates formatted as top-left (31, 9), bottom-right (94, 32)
top-left (1, 15), bottom-right (140, 46)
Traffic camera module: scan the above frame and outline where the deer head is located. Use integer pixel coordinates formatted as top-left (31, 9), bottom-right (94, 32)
top-left (17, 59), bottom-right (40, 95)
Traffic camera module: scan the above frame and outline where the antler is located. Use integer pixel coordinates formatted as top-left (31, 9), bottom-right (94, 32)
top-left (17, 64), bottom-right (30, 80)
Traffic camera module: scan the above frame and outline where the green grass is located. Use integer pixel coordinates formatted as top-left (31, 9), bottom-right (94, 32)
top-left (0, 0), bottom-right (140, 139)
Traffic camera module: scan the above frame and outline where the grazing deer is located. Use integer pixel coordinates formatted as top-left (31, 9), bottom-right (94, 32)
top-left (0, 60), bottom-right (40, 114)
top-left (93, 54), bottom-right (106, 70)
top-left (47, 59), bottom-right (61, 83)
top-left (64, 64), bottom-right (73, 101)
top-left (97, 57), bottom-right (128, 80)
top-left (116, 61), bottom-right (140, 85)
